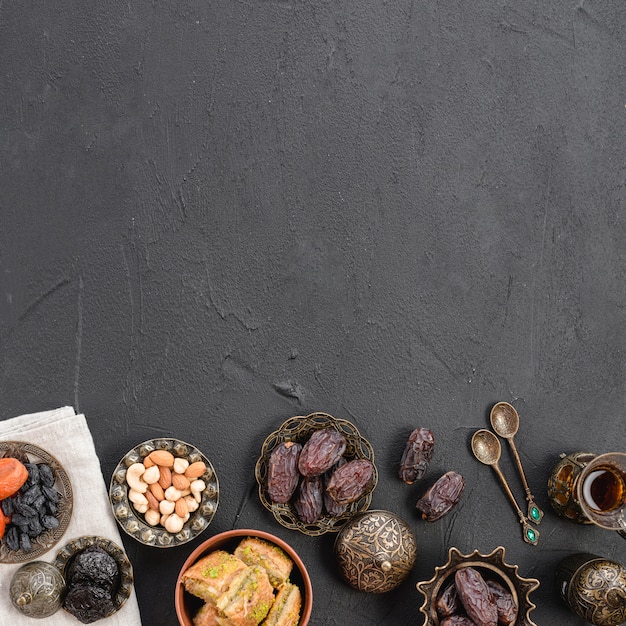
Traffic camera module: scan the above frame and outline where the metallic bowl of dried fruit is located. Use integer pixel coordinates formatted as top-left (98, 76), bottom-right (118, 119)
top-left (255, 412), bottom-right (378, 536)
top-left (109, 438), bottom-right (219, 547)
top-left (0, 441), bottom-right (73, 563)
top-left (53, 535), bottom-right (134, 623)
top-left (416, 546), bottom-right (540, 626)
top-left (175, 528), bottom-right (313, 626)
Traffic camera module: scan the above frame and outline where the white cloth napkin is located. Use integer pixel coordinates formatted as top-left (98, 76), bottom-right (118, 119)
top-left (0, 407), bottom-right (142, 625)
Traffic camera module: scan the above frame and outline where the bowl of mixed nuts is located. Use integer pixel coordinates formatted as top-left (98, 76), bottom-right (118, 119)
top-left (416, 546), bottom-right (540, 626)
top-left (109, 438), bottom-right (219, 547)
top-left (255, 412), bottom-right (378, 536)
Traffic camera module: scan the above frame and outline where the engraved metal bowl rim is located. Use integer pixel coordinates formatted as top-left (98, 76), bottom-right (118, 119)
top-left (175, 527), bottom-right (313, 626)
top-left (0, 441), bottom-right (74, 563)
top-left (109, 437), bottom-right (219, 548)
top-left (53, 535), bottom-right (134, 617)
top-left (416, 546), bottom-right (540, 626)
top-left (254, 412), bottom-right (378, 536)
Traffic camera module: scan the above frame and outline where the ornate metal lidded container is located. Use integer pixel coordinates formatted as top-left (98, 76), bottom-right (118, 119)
top-left (334, 509), bottom-right (416, 593)
top-left (10, 561), bottom-right (66, 619)
top-left (556, 553), bottom-right (626, 626)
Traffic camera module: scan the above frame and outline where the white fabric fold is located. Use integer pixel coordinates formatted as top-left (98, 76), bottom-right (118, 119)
top-left (0, 407), bottom-right (142, 625)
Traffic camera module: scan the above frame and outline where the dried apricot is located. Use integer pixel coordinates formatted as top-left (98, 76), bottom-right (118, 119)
top-left (0, 458), bottom-right (29, 499)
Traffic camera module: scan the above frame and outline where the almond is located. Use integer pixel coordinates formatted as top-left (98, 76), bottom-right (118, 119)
top-left (145, 490), bottom-right (160, 511)
top-left (185, 461), bottom-right (207, 479)
top-left (143, 456), bottom-right (155, 468)
top-left (172, 474), bottom-right (190, 491)
top-left (158, 466), bottom-right (172, 490)
top-left (149, 482), bottom-right (165, 501)
top-left (149, 450), bottom-right (175, 467)
top-left (175, 498), bottom-right (189, 518)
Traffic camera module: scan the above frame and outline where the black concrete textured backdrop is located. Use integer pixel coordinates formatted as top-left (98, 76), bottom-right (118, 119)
top-left (1, 1), bottom-right (625, 624)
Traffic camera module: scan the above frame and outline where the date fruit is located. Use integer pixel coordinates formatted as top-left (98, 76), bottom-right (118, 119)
top-left (399, 428), bottom-right (434, 483)
top-left (486, 580), bottom-right (517, 626)
top-left (293, 476), bottom-right (323, 524)
top-left (436, 580), bottom-right (461, 618)
top-left (323, 458), bottom-right (348, 516)
top-left (441, 617), bottom-right (478, 626)
top-left (455, 567), bottom-right (497, 626)
top-left (326, 459), bottom-right (374, 505)
top-left (298, 428), bottom-right (347, 477)
top-left (267, 441), bottom-right (302, 504)
top-left (416, 471), bottom-right (466, 522)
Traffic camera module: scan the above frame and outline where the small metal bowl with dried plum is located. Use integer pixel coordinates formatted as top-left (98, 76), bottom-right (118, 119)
top-left (255, 412), bottom-right (378, 536)
top-left (0, 441), bottom-right (73, 563)
top-left (53, 535), bottom-right (134, 623)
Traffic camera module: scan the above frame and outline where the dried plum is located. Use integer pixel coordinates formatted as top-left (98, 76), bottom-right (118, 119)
top-left (63, 584), bottom-right (115, 624)
top-left (68, 546), bottom-right (120, 593)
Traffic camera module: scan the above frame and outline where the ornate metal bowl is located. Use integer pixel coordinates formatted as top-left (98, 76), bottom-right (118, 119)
top-left (416, 546), bottom-right (540, 626)
top-left (255, 412), bottom-right (378, 536)
top-left (54, 535), bottom-right (134, 618)
top-left (109, 438), bottom-right (219, 547)
top-left (0, 441), bottom-right (73, 563)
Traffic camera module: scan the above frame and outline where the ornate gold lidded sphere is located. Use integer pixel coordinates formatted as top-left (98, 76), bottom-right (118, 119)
top-left (334, 509), bottom-right (417, 593)
top-left (557, 553), bottom-right (626, 626)
top-left (10, 561), bottom-right (66, 618)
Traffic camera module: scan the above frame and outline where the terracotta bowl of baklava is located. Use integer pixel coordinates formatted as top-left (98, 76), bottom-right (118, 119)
top-left (175, 529), bottom-right (313, 626)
